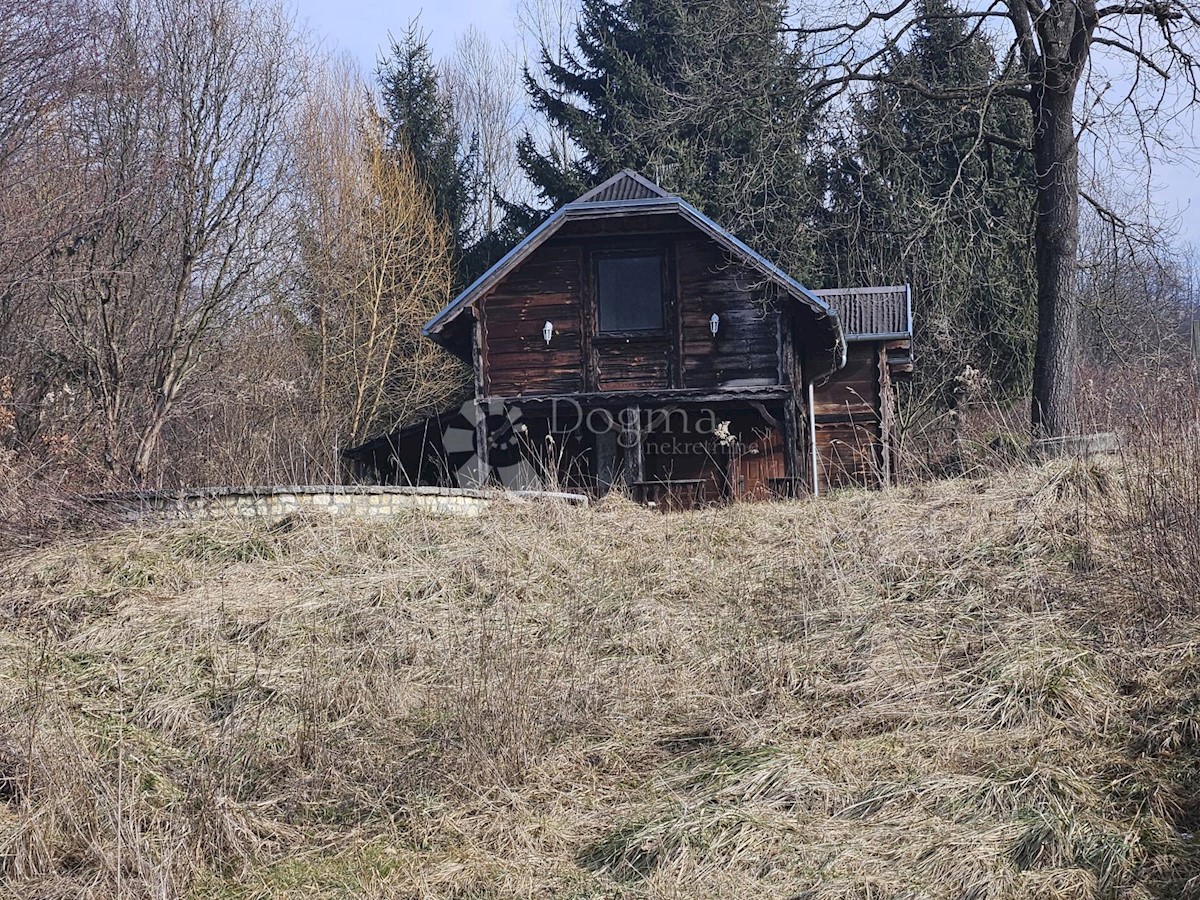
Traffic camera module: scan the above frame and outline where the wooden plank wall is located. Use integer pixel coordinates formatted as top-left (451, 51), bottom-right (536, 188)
top-left (480, 230), bottom-right (784, 397)
top-left (734, 426), bottom-right (786, 500)
top-left (481, 243), bottom-right (585, 396)
top-left (811, 342), bottom-right (885, 488)
top-left (594, 339), bottom-right (670, 390)
top-left (677, 236), bottom-right (780, 389)
top-left (640, 409), bottom-right (786, 503)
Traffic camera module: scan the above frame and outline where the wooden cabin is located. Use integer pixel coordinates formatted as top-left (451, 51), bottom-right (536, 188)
top-left (345, 170), bottom-right (913, 502)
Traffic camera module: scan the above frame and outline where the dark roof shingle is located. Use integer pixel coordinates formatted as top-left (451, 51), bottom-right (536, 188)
top-left (574, 169), bottom-right (671, 203)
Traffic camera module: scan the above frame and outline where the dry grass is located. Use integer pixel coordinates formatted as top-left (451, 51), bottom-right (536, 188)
top-left (1, 457), bottom-right (1199, 899)
top-left (0, 450), bottom-right (106, 554)
top-left (1104, 371), bottom-right (1200, 623)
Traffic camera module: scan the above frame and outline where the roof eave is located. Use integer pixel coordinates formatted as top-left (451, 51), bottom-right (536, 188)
top-left (845, 331), bottom-right (913, 343)
top-left (422, 206), bottom-right (572, 338)
top-left (422, 197), bottom-right (845, 372)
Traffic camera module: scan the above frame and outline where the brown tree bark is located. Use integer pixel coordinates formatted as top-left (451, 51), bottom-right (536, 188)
top-left (1025, 0), bottom-right (1098, 438)
top-left (1030, 86), bottom-right (1082, 437)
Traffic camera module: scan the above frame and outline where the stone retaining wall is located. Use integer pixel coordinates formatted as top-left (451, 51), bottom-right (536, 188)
top-left (88, 485), bottom-right (586, 522)
top-left (1031, 432), bottom-right (1120, 460)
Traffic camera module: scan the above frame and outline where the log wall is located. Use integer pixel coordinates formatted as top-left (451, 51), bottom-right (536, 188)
top-left (479, 230), bottom-right (784, 397)
top-left (812, 343), bottom-right (886, 488)
top-left (482, 243), bottom-right (585, 396)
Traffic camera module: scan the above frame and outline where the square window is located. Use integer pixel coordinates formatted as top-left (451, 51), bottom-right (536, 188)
top-left (597, 254), bottom-right (663, 332)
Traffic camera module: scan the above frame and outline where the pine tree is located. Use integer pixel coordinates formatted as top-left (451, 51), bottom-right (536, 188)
top-left (378, 22), bottom-right (479, 283)
top-left (510, 0), bottom-right (823, 275)
top-left (818, 0), bottom-right (1036, 400)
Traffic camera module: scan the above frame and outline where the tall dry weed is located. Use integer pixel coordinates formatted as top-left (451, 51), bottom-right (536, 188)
top-left (1102, 368), bottom-right (1200, 620)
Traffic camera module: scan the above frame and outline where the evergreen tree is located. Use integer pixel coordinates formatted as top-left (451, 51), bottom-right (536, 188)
top-left (818, 0), bottom-right (1036, 400)
top-left (511, 0), bottom-right (823, 276)
top-left (378, 22), bottom-right (479, 283)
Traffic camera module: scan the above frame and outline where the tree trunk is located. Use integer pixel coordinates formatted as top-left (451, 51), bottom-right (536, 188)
top-left (131, 398), bottom-right (170, 484)
top-left (132, 372), bottom-right (183, 483)
top-left (1030, 77), bottom-right (1083, 437)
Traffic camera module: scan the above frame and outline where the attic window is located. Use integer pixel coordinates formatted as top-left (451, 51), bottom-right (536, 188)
top-left (596, 253), bottom-right (664, 333)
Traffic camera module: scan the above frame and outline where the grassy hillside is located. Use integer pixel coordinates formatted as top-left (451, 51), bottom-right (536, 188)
top-left (2, 459), bottom-right (1200, 899)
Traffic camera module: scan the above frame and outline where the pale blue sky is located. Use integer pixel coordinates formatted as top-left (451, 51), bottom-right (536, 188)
top-left (289, 0), bottom-right (519, 66)
top-left (287, 0), bottom-right (1199, 257)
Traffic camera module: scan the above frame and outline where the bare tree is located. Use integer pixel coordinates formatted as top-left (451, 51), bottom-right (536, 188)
top-left (798, 0), bottom-right (1200, 437)
top-left (294, 63), bottom-right (467, 448)
top-left (516, 0), bottom-right (580, 170)
top-left (443, 27), bottom-right (526, 239)
top-left (0, 0), bottom-right (99, 429)
top-left (39, 0), bottom-right (303, 481)
top-left (1078, 200), bottom-right (1192, 368)
top-left (0, 0), bottom-right (94, 172)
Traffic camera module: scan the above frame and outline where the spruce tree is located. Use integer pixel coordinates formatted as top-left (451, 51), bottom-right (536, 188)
top-left (511, 0), bottom-right (823, 276)
top-left (378, 22), bottom-right (479, 283)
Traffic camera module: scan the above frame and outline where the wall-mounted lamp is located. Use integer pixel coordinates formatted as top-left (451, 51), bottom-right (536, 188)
top-left (542, 320), bottom-right (554, 345)
top-left (709, 313), bottom-right (720, 336)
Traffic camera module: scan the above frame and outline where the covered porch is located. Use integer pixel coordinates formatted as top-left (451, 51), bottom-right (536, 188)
top-left (365, 390), bottom-right (818, 507)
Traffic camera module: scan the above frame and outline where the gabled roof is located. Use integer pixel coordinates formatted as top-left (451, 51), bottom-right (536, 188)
top-left (575, 168), bottom-right (671, 202)
top-left (422, 170), bottom-right (845, 376)
top-left (812, 286), bottom-right (912, 341)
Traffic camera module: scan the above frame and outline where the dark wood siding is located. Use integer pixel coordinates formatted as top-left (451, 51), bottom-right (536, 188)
top-left (479, 225), bottom-right (788, 398)
top-left (812, 343), bottom-right (884, 487)
top-left (677, 237), bottom-right (780, 389)
top-left (813, 344), bottom-right (879, 419)
top-left (594, 338), bottom-right (670, 390)
top-left (734, 424), bottom-right (786, 500)
top-left (481, 243), bottom-right (584, 396)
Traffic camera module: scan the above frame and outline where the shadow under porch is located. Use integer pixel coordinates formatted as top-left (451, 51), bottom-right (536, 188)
top-left (485, 394), bottom-right (815, 506)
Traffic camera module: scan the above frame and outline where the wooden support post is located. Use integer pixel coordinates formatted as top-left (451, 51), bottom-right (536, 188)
top-left (471, 398), bottom-right (490, 488)
top-left (808, 382), bottom-right (821, 497)
top-left (596, 425), bottom-right (619, 494)
top-left (470, 316), bottom-right (490, 488)
top-left (621, 406), bottom-right (645, 492)
top-left (877, 344), bottom-right (893, 487)
top-left (782, 398), bottom-right (801, 496)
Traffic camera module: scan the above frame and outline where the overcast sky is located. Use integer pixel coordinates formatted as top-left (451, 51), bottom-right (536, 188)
top-left (286, 0), bottom-right (1199, 257)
